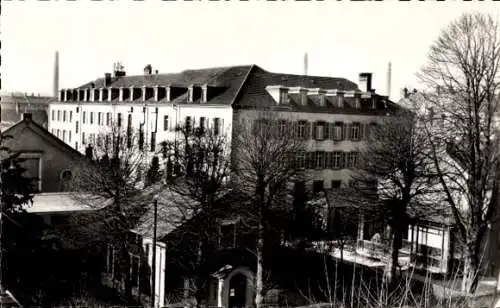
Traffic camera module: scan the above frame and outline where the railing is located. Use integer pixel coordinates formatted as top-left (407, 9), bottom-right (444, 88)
top-left (357, 239), bottom-right (447, 273)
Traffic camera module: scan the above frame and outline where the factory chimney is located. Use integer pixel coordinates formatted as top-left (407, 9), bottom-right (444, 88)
top-left (304, 52), bottom-right (308, 76)
top-left (387, 61), bottom-right (392, 100)
top-left (53, 51), bottom-right (59, 99)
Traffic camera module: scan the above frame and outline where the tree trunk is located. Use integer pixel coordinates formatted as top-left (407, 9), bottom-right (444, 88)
top-left (255, 220), bottom-right (264, 308)
top-left (461, 247), bottom-right (480, 294)
top-left (385, 228), bottom-right (403, 286)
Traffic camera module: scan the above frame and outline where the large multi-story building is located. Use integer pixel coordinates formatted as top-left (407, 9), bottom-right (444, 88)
top-left (48, 64), bottom-right (397, 191)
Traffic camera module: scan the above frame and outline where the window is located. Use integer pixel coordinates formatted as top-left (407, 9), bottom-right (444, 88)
top-left (57, 129), bottom-right (60, 138)
top-left (19, 154), bottom-right (42, 192)
top-left (314, 122), bottom-right (326, 140)
top-left (313, 180), bottom-right (324, 195)
top-left (106, 112), bottom-right (111, 126)
top-left (139, 124), bottom-right (144, 150)
top-left (90, 112), bottom-right (94, 124)
top-left (69, 111), bottom-right (73, 122)
top-left (331, 151), bottom-right (342, 169)
top-left (69, 131), bottom-right (72, 143)
top-left (83, 111), bottom-right (86, 124)
top-left (199, 117), bottom-right (206, 133)
top-left (151, 132), bottom-right (156, 152)
top-left (127, 114), bottom-right (133, 148)
top-left (185, 116), bottom-right (192, 132)
top-left (63, 111), bottom-right (67, 122)
top-left (219, 220), bottom-right (238, 249)
top-left (163, 115), bottom-right (169, 131)
top-left (295, 152), bottom-right (306, 169)
top-left (279, 120), bottom-right (287, 137)
top-left (351, 123), bottom-right (361, 140)
top-left (347, 152), bottom-right (358, 168)
top-left (89, 133), bottom-right (95, 145)
top-left (315, 151), bottom-right (325, 169)
top-left (75, 142), bottom-right (78, 151)
top-left (60, 170), bottom-right (73, 182)
top-left (337, 96), bottom-right (344, 108)
top-left (279, 88), bottom-right (289, 104)
top-left (331, 180), bottom-right (341, 189)
top-left (333, 122), bottom-right (343, 141)
top-left (57, 110), bottom-right (61, 121)
top-left (82, 132), bottom-right (86, 144)
top-left (213, 118), bottom-right (221, 136)
top-left (297, 121), bottom-right (308, 139)
top-left (98, 112), bottom-right (102, 125)
top-left (62, 130), bottom-right (66, 142)
top-left (75, 121), bottom-right (79, 134)
top-left (117, 113), bottom-right (122, 127)
top-left (51, 110), bottom-right (55, 121)
top-left (355, 97), bottom-right (361, 109)
top-left (76, 107), bottom-right (79, 113)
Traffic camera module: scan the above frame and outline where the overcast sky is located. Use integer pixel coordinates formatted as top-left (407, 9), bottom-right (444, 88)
top-left (2, 1), bottom-right (498, 101)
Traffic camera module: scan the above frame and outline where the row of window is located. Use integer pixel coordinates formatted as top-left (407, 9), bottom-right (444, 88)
top-left (51, 110), bottom-right (73, 122)
top-left (294, 151), bottom-right (360, 170)
top-left (254, 119), bottom-right (377, 141)
top-left (82, 111), bottom-right (116, 126)
top-left (51, 128), bottom-right (73, 144)
top-left (183, 116), bottom-right (223, 135)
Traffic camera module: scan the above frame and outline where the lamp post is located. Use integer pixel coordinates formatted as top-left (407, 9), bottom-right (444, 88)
top-left (150, 198), bottom-right (158, 308)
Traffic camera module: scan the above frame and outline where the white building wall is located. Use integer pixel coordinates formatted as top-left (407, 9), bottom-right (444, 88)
top-left (143, 237), bottom-right (167, 308)
top-left (48, 102), bottom-right (233, 155)
top-left (236, 109), bottom-right (383, 189)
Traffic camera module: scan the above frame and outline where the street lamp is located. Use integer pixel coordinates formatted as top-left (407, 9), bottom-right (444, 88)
top-left (150, 198), bottom-right (158, 308)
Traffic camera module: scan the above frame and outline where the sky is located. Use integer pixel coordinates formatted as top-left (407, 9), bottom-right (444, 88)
top-left (2, 1), bottom-right (498, 102)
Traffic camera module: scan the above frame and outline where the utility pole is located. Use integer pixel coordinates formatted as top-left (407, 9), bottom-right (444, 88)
top-left (151, 198), bottom-right (158, 308)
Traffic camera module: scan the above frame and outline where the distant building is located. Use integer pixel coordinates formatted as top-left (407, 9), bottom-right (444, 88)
top-left (1, 92), bottom-right (54, 129)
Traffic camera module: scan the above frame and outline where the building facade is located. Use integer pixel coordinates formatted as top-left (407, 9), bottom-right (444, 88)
top-left (48, 64), bottom-right (396, 191)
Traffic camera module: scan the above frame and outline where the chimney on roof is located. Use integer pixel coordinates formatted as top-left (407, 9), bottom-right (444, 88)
top-left (359, 73), bottom-right (372, 93)
top-left (144, 64), bottom-right (153, 75)
top-left (104, 73), bottom-right (112, 87)
top-left (113, 62), bottom-right (126, 77)
top-left (23, 113), bottom-right (32, 121)
top-left (53, 51), bottom-right (59, 99)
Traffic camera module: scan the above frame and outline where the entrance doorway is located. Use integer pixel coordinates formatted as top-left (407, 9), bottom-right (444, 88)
top-left (228, 273), bottom-right (247, 308)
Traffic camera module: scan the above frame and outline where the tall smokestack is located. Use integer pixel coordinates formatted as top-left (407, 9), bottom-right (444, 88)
top-left (387, 61), bottom-right (392, 100)
top-left (53, 51), bottom-right (59, 99)
top-left (304, 52), bottom-right (308, 76)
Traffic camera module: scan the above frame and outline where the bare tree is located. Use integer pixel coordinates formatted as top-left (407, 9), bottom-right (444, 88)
top-left (417, 12), bottom-right (500, 294)
top-left (157, 122), bottom-right (232, 305)
top-left (69, 124), bottom-right (153, 299)
top-left (232, 110), bottom-right (307, 308)
top-left (347, 108), bottom-right (440, 285)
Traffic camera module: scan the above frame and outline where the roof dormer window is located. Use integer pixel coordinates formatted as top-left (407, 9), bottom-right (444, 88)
top-left (279, 88), bottom-right (289, 105)
top-left (319, 94), bottom-right (326, 107)
top-left (188, 86), bottom-right (194, 103)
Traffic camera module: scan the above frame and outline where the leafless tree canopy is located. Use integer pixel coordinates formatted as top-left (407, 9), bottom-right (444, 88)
top-left (232, 110), bottom-right (308, 308)
top-left (418, 12), bottom-right (500, 293)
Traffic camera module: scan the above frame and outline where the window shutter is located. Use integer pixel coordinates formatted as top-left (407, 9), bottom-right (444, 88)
top-left (329, 123), bottom-right (335, 140)
top-left (305, 121), bottom-right (311, 139)
top-left (312, 122), bottom-right (318, 140)
top-left (323, 122), bottom-right (329, 140)
top-left (359, 123), bottom-right (365, 140)
top-left (307, 152), bottom-right (314, 169)
top-left (340, 152), bottom-right (346, 169)
top-left (343, 123), bottom-right (348, 140)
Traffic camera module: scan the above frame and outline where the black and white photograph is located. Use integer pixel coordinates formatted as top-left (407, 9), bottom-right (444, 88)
top-left (1, 1), bottom-right (499, 307)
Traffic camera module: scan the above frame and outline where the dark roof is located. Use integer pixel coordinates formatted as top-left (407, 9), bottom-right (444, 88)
top-left (68, 64), bottom-right (400, 112)
top-left (131, 185), bottom-right (199, 241)
top-left (1, 94), bottom-right (54, 105)
top-left (2, 114), bottom-right (84, 160)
